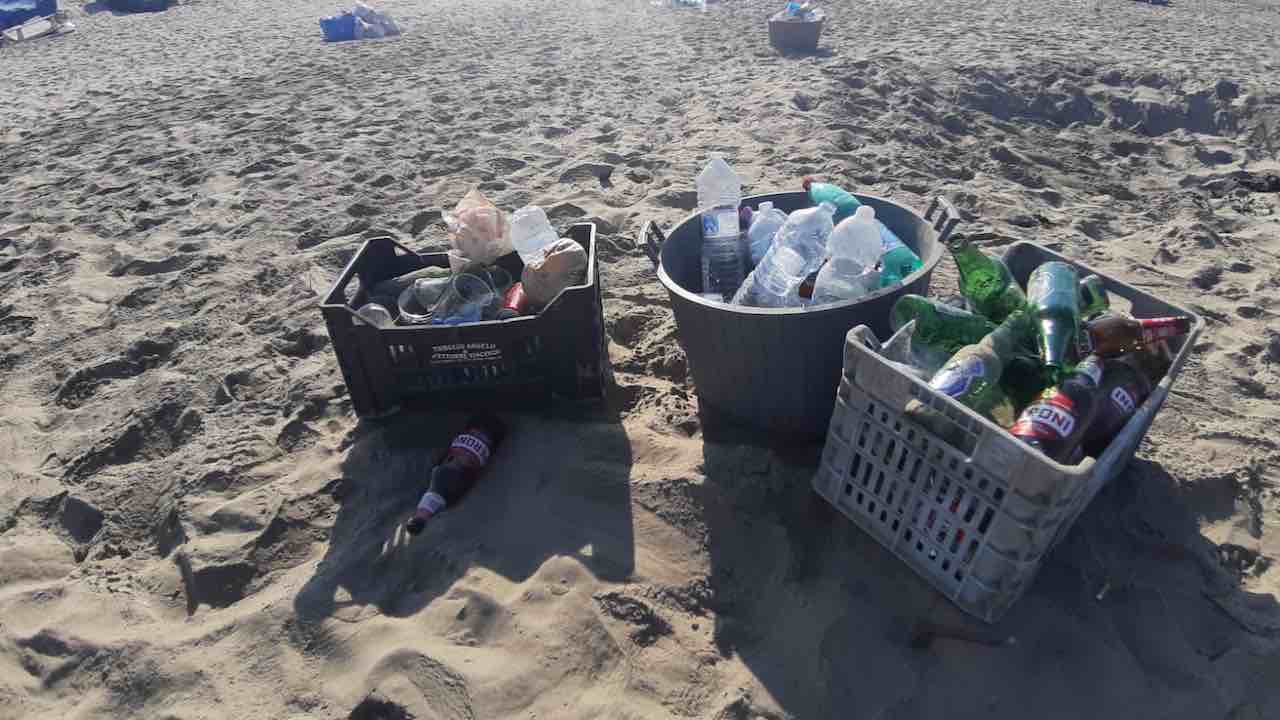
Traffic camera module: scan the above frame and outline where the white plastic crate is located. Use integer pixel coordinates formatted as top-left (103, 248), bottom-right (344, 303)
top-left (812, 241), bottom-right (1203, 622)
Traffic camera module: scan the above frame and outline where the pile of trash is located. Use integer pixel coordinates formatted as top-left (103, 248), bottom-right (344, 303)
top-left (352, 189), bottom-right (587, 328)
top-left (693, 157), bottom-right (921, 307)
top-left (319, 1), bottom-right (401, 42)
top-left (650, 0), bottom-right (707, 10)
top-left (773, 0), bottom-right (823, 22)
top-left (103, 0), bottom-right (171, 13)
top-left (883, 247), bottom-right (1190, 464)
top-left (688, 154), bottom-right (1194, 464)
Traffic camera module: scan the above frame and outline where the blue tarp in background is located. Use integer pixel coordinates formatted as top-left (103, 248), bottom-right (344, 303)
top-left (0, 0), bottom-right (57, 30)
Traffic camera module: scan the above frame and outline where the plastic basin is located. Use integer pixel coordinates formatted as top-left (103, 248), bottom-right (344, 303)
top-left (643, 191), bottom-right (958, 437)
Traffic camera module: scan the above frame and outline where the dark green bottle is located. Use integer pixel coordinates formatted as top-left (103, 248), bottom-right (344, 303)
top-left (948, 237), bottom-right (1027, 323)
top-left (1078, 274), bottom-right (1110, 320)
top-left (890, 294), bottom-right (996, 356)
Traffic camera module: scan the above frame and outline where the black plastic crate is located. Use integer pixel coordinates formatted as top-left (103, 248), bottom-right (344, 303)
top-left (320, 223), bottom-right (609, 418)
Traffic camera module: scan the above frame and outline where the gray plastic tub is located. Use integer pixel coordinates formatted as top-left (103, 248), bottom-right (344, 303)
top-left (641, 192), bottom-right (958, 437)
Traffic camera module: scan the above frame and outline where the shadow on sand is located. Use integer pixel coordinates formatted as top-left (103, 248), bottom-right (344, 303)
top-left (695, 422), bottom-right (1280, 718)
top-left (292, 404), bottom-right (634, 626)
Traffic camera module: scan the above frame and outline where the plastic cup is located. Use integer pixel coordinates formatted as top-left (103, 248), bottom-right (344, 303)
top-left (447, 250), bottom-right (477, 275)
top-left (431, 273), bottom-right (496, 325)
top-left (397, 286), bottom-right (435, 325)
top-left (413, 275), bottom-right (452, 308)
top-left (480, 266), bottom-right (512, 294)
top-left (355, 302), bottom-right (395, 328)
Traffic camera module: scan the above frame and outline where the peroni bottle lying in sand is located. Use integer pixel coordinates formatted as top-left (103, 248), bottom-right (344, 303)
top-left (406, 414), bottom-right (507, 535)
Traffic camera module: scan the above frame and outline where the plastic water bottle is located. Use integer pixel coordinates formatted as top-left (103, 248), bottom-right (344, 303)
top-left (746, 201), bottom-right (788, 266)
top-left (510, 206), bottom-right (559, 265)
top-left (812, 206), bottom-right (882, 306)
top-left (732, 202), bottom-right (836, 307)
top-left (696, 155), bottom-right (745, 300)
top-left (878, 225), bottom-right (922, 288)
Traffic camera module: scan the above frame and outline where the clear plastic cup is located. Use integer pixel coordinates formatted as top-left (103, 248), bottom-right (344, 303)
top-left (354, 302), bottom-right (395, 328)
top-left (480, 266), bottom-right (513, 295)
top-left (447, 250), bottom-right (476, 274)
top-left (413, 275), bottom-right (452, 308)
top-left (397, 286), bottom-right (435, 324)
top-left (431, 273), bottom-right (496, 325)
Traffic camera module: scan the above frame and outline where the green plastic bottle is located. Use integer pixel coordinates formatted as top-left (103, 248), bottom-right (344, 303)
top-left (878, 231), bottom-right (923, 288)
top-left (948, 237), bottom-right (1027, 323)
top-left (803, 176), bottom-right (861, 224)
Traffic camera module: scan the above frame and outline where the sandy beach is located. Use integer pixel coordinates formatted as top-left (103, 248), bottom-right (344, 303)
top-left (3, 0), bottom-right (1280, 717)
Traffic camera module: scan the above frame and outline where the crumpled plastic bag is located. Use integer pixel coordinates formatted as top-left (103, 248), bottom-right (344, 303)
top-left (522, 238), bottom-right (588, 307)
top-left (353, 1), bottom-right (401, 38)
top-left (445, 188), bottom-right (512, 265)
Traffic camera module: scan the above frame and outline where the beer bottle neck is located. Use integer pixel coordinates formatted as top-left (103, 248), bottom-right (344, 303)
top-left (948, 240), bottom-right (985, 273)
top-left (986, 311), bottom-right (1031, 359)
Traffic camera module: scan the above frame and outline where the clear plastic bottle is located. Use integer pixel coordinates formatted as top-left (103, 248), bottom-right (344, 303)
top-left (811, 206), bottom-right (882, 306)
top-left (732, 202), bottom-right (835, 307)
top-left (509, 206), bottom-right (559, 265)
top-left (696, 155), bottom-right (745, 300)
top-left (746, 201), bottom-right (788, 266)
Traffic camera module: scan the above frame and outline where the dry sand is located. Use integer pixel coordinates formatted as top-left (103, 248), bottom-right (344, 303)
top-left (4, 0), bottom-right (1280, 717)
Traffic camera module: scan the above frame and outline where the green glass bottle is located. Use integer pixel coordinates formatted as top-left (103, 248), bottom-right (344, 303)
top-left (1078, 274), bottom-right (1110, 320)
top-left (891, 294), bottom-right (996, 356)
top-left (928, 311), bottom-right (1033, 423)
top-left (1026, 261), bottom-right (1081, 378)
top-left (948, 237), bottom-right (1027, 323)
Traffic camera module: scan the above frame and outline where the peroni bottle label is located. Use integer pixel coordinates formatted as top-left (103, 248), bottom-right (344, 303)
top-left (450, 432), bottom-right (492, 469)
top-left (1010, 390), bottom-right (1078, 440)
top-left (1109, 386), bottom-right (1137, 415)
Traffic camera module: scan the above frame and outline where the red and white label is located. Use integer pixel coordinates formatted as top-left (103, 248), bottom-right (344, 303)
top-left (1010, 392), bottom-right (1077, 440)
top-left (451, 432), bottom-right (492, 468)
top-left (1140, 317), bottom-right (1189, 344)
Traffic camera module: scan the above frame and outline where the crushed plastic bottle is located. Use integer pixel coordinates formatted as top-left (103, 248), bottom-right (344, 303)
top-left (811, 206), bottom-right (882, 306)
top-left (746, 201), bottom-right (788, 266)
top-left (510, 206), bottom-right (559, 265)
top-left (696, 155), bottom-right (746, 299)
top-left (732, 202), bottom-right (835, 307)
